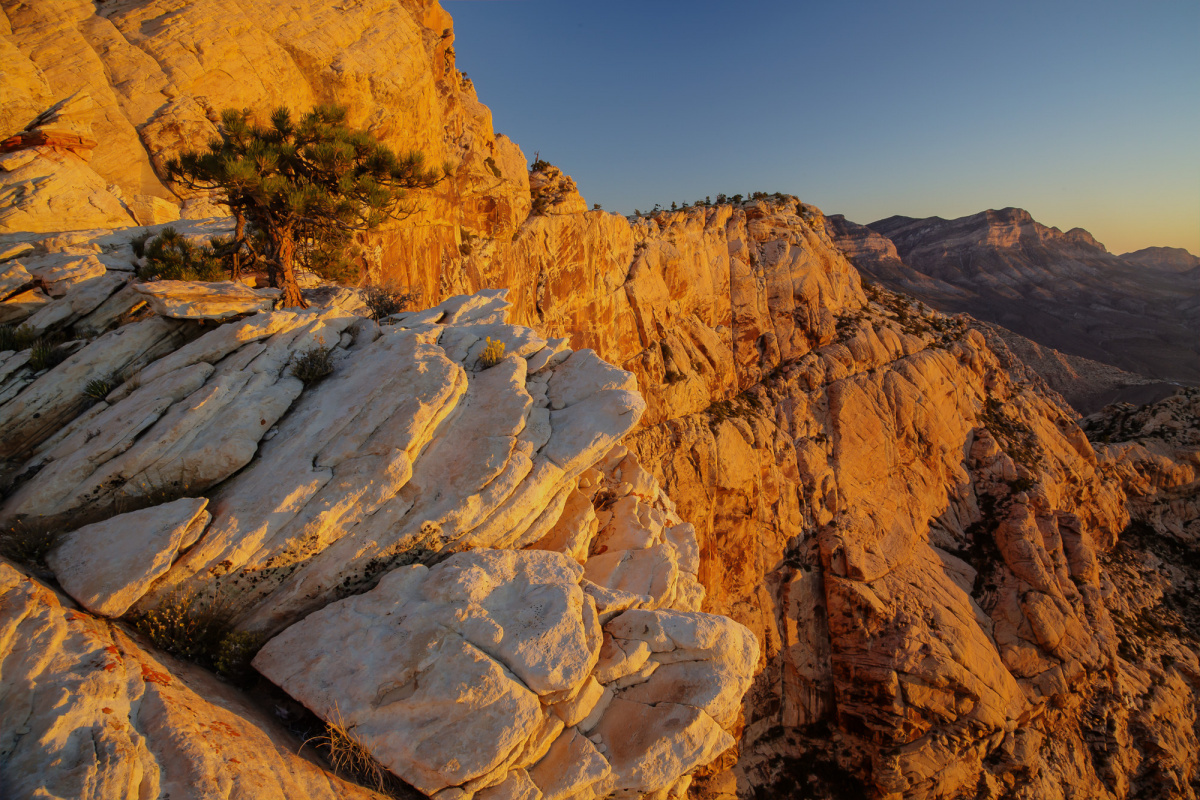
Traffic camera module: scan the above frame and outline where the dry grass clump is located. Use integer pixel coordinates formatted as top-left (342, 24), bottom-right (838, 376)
top-left (291, 339), bottom-right (335, 384)
top-left (477, 336), bottom-right (505, 369)
top-left (305, 704), bottom-right (396, 794)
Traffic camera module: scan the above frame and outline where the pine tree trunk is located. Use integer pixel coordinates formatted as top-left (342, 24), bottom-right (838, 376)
top-left (229, 210), bottom-right (244, 281)
top-left (277, 230), bottom-right (308, 308)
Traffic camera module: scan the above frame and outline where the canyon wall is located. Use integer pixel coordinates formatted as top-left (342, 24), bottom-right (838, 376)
top-left (2, 3), bottom-right (1198, 800)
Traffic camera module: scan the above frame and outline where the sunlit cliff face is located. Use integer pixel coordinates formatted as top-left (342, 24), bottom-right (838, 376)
top-left (0, 2), bottom-right (1197, 798)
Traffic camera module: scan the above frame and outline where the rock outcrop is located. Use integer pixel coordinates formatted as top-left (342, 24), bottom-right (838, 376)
top-left (2, 2), bottom-right (1197, 799)
top-left (254, 549), bottom-right (756, 798)
top-left (436, 195), bottom-right (1197, 800)
top-left (0, 262), bottom-right (754, 798)
top-left (0, 0), bottom-right (530, 276)
top-left (0, 561), bottom-right (388, 800)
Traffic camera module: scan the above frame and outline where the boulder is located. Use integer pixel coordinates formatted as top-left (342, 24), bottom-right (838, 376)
top-left (127, 195), bottom-right (181, 226)
top-left (45, 497), bottom-right (211, 617)
top-left (0, 143), bottom-right (135, 233)
top-left (253, 550), bottom-right (599, 795)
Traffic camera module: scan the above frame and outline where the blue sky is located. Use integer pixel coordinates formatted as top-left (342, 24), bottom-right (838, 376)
top-left (444, 0), bottom-right (1199, 254)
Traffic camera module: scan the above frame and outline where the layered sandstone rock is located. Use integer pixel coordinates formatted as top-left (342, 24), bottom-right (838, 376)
top-left (0, 0), bottom-right (530, 276)
top-left (1, 2), bottom-right (1196, 798)
top-left (438, 192), bottom-right (1196, 799)
top-left (45, 496), bottom-right (211, 617)
top-left (0, 561), bottom-right (388, 800)
top-left (0, 276), bottom-right (758, 798)
top-left (253, 548), bottom-right (756, 798)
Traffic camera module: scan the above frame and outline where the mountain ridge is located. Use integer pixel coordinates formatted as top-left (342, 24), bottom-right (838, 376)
top-left (829, 208), bottom-right (1199, 388)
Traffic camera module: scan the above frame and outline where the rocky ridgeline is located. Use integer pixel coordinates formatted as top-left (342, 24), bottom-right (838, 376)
top-left (4, 158), bottom-right (1199, 800)
top-left (827, 210), bottom-right (1200, 389)
top-left (446, 195), bottom-right (1199, 799)
top-left (0, 233), bottom-right (758, 799)
top-left (3, 2), bottom-right (1200, 799)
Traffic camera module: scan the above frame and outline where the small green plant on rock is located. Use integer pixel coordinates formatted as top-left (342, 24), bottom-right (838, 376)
top-left (83, 377), bottom-right (114, 402)
top-left (28, 339), bottom-right (68, 372)
top-left (478, 337), bottom-right (505, 368)
top-left (291, 339), bottom-right (335, 384)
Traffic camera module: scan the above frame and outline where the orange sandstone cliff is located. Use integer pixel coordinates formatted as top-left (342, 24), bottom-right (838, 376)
top-left (1, 2), bottom-right (1197, 800)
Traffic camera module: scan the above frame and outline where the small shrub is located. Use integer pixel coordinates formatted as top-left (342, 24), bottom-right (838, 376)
top-left (530, 158), bottom-right (551, 172)
top-left (292, 340), bottom-right (335, 384)
top-left (130, 589), bottom-right (262, 681)
top-left (138, 227), bottom-right (225, 282)
top-left (213, 630), bottom-right (265, 682)
top-left (83, 377), bottom-right (113, 402)
top-left (664, 370), bottom-right (684, 385)
top-left (478, 337), bottom-right (505, 368)
top-left (362, 286), bottom-right (419, 321)
top-left (484, 156), bottom-right (502, 178)
top-left (29, 339), bottom-right (68, 372)
top-left (0, 324), bottom-right (38, 352)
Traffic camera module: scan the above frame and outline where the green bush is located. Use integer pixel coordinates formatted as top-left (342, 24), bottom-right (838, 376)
top-left (138, 227), bottom-right (225, 282)
top-left (28, 339), bottom-right (68, 372)
top-left (362, 286), bottom-right (419, 321)
top-left (130, 589), bottom-right (263, 682)
top-left (83, 377), bottom-right (114, 402)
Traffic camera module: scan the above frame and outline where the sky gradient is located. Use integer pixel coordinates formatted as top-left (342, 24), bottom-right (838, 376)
top-left (444, 0), bottom-right (1198, 255)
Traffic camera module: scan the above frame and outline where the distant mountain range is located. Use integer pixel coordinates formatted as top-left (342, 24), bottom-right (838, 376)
top-left (828, 208), bottom-right (1199, 409)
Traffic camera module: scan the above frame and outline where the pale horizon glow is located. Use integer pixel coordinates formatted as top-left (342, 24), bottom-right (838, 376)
top-left (445, 0), bottom-right (1199, 256)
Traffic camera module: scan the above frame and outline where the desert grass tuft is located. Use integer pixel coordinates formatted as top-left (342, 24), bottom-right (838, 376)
top-left (83, 377), bottom-right (114, 402)
top-left (304, 704), bottom-right (397, 794)
top-left (0, 324), bottom-right (38, 353)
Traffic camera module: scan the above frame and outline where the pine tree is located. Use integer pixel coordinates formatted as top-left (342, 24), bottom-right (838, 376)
top-left (167, 106), bottom-right (447, 308)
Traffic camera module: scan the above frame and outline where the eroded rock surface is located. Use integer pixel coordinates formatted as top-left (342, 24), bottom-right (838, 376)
top-left (254, 543), bottom-right (755, 797)
top-left (0, 562), bottom-right (388, 800)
